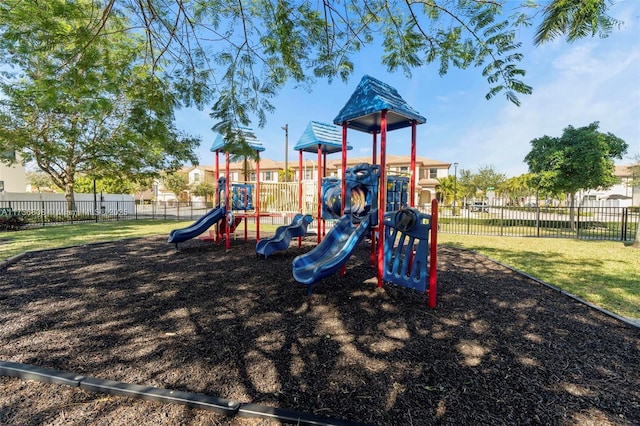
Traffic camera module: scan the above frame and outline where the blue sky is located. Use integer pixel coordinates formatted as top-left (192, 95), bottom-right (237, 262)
top-left (175, 1), bottom-right (640, 178)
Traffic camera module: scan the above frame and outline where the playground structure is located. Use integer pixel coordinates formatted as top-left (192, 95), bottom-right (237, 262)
top-left (317, 74), bottom-right (438, 307)
top-left (169, 75), bottom-right (439, 307)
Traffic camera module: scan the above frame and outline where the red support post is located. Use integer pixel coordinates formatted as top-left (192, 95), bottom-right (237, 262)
top-left (256, 151), bottom-right (261, 242)
top-left (225, 152), bottom-right (231, 250)
top-left (377, 111), bottom-right (388, 288)
top-left (298, 150), bottom-right (303, 248)
top-left (317, 146), bottom-right (322, 244)
top-left (410, 121), bottom-right (417, 207)
top-left (428, 199), bottom-right (438, 308)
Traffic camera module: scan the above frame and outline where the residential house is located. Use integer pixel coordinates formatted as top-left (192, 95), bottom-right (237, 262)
top-left (579, 164), bottom-right (639, 207)
top-left (157, 154), bottom-right (451, 207)
top-left (0, 150), bottom-right (26, 192)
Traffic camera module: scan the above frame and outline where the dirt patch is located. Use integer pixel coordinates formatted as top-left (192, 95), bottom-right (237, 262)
top-left (0, 235), bottom-right (638, 425)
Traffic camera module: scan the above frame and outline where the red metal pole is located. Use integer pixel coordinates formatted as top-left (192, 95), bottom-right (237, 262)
top-left (428, 198), bottom-right (438, 308)
top-left (298, 150), bottom-right (303, 248)
top-left (256, 151), bottom-right (261, 242)
top-left (225, 151), bottom-right (231, 250)
top-left (317, 146), bottom-right (322, 244)
top-left (410, 121), bottom-right (417, 208)
top-left (323, 152), bottom-right (328, 238)
top-left (377, 111), bottom-right (387, 288)
top-left (371, 132), bottom-right (377, 266)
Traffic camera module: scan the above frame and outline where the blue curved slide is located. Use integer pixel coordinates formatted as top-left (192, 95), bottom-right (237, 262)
top-left (168, 207), bottom-right (224, 248)
top-left (256, 214), bottom-right (313, 258)
top-left (292, 215), bottom-right (371, 289)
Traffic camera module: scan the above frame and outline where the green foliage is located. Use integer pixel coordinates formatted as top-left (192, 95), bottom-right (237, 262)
top-left (525, 122), bottom-right (628, 196)
top-left (163, 172), bottom-right (190, 198)
top-left (74, 176), bottom-right (136, 194)
top-left (0, 0), bottom-right (199, 207)
top-left (193, 182), bottom-right (216, 202)
top-left (0, 0), bottom-right (621, 167)
top-left (457, 165), bottom-right (506, 199)
top-left (534, 0), bottom-right (621, 45)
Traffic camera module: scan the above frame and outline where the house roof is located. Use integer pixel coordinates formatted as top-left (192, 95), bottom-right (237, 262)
top-left (210, 127), bottom-right (266, 153)
top-left (324, 155), bottom-right (449, 169)
top-left (293, 121), bottom-right (352, 154)
top-left (333, 75), bottom-right (426, 133)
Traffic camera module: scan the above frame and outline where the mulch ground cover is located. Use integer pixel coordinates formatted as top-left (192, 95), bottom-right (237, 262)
top-left (0, 234), bottom-right (638, 425)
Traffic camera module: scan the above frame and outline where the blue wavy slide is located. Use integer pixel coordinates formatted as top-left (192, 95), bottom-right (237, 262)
top-left (256, 214), bottom-right (313, 258)
top-left (168, 207), bottom-right (224, 248)
top-left (292, 215), bottom-right (371, 289)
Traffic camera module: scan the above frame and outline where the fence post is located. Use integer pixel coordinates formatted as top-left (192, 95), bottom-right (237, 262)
top-left (621, 208), bottom-right (627, 241)
top-left (576, 206), bottom-right (580, 239)
top-left (41, 200), bottom-right (46, 227)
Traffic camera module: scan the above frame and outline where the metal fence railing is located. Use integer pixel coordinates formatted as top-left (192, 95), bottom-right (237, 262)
top-left (2, 194), bottom-right (638, 242)
top-left (421, 205), bottom-right (639, 242)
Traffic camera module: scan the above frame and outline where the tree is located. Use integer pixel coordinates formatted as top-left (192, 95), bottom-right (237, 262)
top-left (74, 176), bottom-right (136, 195)
top-left (163, 172), bottom-right (190, 202)
top-left (193, 182), bottom-right (216, 205)
top-left (26, 171), bottom-right (55, 193)
top-left (435, 175), bottom-right (456, 206)
top-left (0, 0), bottom-right (198, 210)
top-left (1, 0), bottom-right (620, 157)
top-left (525, 122), bottom-right (628, 227)
top-left (472, 165), bottom-right (507, 199)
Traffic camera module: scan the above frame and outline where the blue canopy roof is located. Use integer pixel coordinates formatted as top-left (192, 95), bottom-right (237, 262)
top-left (333, 75), bottom-right (426, 133)
top-left (293, 121), bottom-right (352, 154)
top-left (210, 127), bottom-right (266, 153)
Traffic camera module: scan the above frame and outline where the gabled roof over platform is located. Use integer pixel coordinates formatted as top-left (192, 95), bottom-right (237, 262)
top-left (333, 75), bottom-right (426, 133)
top-left (210, 127), bottom-right (266, 153)
top-left (293, 121), bottom-right (352, 154)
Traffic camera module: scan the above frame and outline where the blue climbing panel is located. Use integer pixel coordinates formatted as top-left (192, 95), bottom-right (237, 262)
top-left (383, 208), bottom-right (432, 292)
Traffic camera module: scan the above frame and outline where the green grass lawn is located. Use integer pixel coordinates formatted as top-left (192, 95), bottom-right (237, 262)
top-left (439, 234), bottom-right (640, 320)
top-left (1, 220), bottom-right (638, 320)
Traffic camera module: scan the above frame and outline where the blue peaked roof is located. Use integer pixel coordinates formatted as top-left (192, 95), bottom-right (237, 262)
top-left (293, 121), bottom-right (352, 154)
top-left (333, 75), bottom-right (426, 133)
top-left (210, 127), bottom-right (266, 153)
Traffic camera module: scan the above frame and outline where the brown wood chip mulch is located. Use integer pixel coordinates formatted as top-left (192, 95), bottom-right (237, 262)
top-left (0, 234), bottom-right (638, 425)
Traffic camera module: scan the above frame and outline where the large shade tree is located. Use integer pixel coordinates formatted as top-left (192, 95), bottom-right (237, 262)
top-left (524, 122), bottom-right (628, 227)
top-left (1, 0), bottom-right (621, 159)
top-left (0, 0), bottom-right (199, 209)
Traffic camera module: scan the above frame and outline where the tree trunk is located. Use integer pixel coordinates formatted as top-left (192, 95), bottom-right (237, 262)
top-left (65, 182), bottom-right (76, 212)
top-left (569, 193), bottom-right (576, 232)
top-left (632, 211), bottom-right (640, 249)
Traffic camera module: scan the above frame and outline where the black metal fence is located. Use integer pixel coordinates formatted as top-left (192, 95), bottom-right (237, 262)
top-left (428, 205), bottom-right (639, 242)
top-left (1, 199), bottom-right (638, 242)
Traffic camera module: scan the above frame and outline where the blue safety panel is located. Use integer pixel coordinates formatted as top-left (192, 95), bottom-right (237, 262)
top-left (231, 184), bottom-right (254, 211)
top-left (294, 121), bottom-right (352, 154)
top-left (210, 127), bottom-right (266, 153)
top-left (383, 209), bottom-right (432, 292)
top-left (333, 75), bottom-right (426, 133)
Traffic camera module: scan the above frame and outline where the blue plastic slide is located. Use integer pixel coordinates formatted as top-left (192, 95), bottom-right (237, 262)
top-left (292, 215), bottom-right (371, 288)
top-left (256, 214), bottom-right (313, 258)
top-left (168, 207), bottom-right (225, 248)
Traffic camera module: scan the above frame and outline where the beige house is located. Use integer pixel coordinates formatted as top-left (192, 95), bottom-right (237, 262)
top-left (0, 150), bottom-right (26, 192)
top-left (579, 164), bottom-right (640, 207)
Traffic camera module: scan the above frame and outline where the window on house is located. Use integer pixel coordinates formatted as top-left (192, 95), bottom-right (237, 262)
top-left (265, 171), bottom-right (273, 181)
top-left (399, 166), bottom-right (409, 175)
top-left (429, 168), bottom-right (438, 179)
top-left (305, 170), bottom-right (313, 180)
top-left (249, 172), bottom-right (256, 181)
top-left (193, 172), bottom-right (201, 183)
